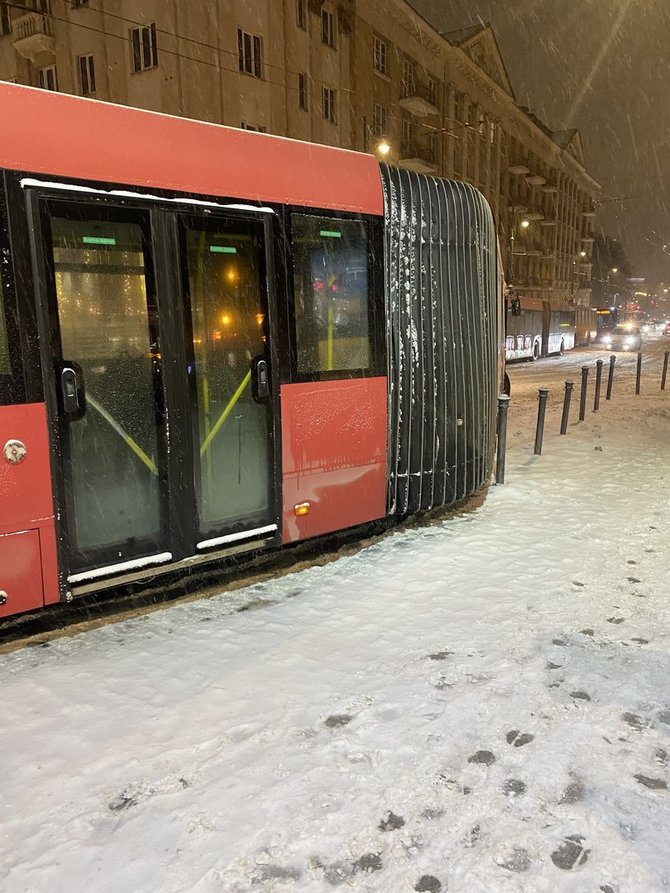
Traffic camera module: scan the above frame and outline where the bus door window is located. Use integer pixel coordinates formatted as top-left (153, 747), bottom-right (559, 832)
top-left (48, 214), bottom-right (164, 562)
top-left (183, 225), bottom-right (273, 537)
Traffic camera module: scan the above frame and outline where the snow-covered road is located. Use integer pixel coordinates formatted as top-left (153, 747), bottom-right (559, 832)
top-left (2, 339), bottom-right (669, 893)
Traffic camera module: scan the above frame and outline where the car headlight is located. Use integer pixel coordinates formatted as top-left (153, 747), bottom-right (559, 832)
top-left (624, 336), bottom-right (634, 347)
top-left (602, 336), bottom-right (612, 345)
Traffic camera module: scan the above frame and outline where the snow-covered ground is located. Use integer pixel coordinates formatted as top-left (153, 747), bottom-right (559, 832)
top-left (2, 338), bottom-right (670, 893)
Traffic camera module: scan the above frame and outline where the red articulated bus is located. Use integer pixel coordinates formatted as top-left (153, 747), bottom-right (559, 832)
top-left (0, 84), bottom-right (502, 620)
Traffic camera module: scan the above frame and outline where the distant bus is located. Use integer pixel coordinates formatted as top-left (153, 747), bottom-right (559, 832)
top-left (594, 306), bottom-right (618, 334)
top-left (505, 295), bottom-right (575, 361)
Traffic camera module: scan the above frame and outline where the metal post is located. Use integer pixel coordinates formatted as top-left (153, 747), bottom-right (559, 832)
top-left (593, 359), bottom-right (604, 411)
top-left (662, 350), bottom-right (669, 391)
top-left (636, 352), bottom-right (642, 395)
top-left (560, 380), bottom-right (574, 435)
top-left (496, 394), bottom-right (510, 484)
top-left (579, 365), bottom-right (589, 422)
top-left (606, 354), bottom-right (616, 400)
top-left (534, 387), bottom-right (549, 455)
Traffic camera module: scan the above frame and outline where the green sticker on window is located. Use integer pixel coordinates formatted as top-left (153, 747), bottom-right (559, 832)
top-left (209, 245), bottom-right (237, 254)
top-left (319, 230), bottom-right (342, 238)
top-left (82, 236), bottom-right (117, 246)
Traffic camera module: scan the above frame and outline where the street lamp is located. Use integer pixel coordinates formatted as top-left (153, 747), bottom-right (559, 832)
top-left (376, 140), bottom-right (391, 158)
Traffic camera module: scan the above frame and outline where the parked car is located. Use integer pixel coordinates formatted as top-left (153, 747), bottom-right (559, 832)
top-left (664, 322), bottom-right (670, 335)
top-left (598, 325), bottom-right (643, 351)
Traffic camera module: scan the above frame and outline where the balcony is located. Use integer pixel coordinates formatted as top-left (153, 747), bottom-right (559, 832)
top-left (13, 13), bottom-right (55, 63)
top-left (399, 80), bottom-right (439, 117)
top-left (399, 139), bottom-right (438, 175)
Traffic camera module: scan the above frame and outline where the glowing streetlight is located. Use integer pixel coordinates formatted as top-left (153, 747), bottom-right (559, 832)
top-left (520, 219), bottom-right (530, 229)
top-left (376, 140), bottom-right (391, 157)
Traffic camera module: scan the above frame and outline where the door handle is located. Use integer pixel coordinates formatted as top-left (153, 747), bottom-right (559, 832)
top-left (251, 356), bottom-right (270, 403)
top-left (60, 364), bottom-right (84, 416)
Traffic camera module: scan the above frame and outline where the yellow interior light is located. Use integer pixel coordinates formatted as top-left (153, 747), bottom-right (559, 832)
top-left (220, 313), bottom-right (232, 326)
top-left (294, 502), bottom-right (311, 517)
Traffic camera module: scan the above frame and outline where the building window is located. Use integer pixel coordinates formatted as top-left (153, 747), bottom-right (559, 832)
top-left (373, 36), bottom-right (387, 75)
top-left (238, 28), bottom-right (263, 78)
top-left (1, 2), bottom-right (11, 35)
top-left (77, 53), bottom-right (95, 95)
top-left (72, 0), bottom-right (89, 7)
top-left (38, 64), bottom-right (58, 91)
top-left (298, 72), bottom-right (308, 111)
top-left (372, 102), bottom-right (387, 138)
top-left (401, 115), bottom-right (415, 152)
top-left (296, 0), bottom-right (306, 30)
top-left (240, 122), bottom-right (267, 133)
top-left (322, 86), bottom-right (336, 123)
top-left (427, 77), bottom-right (437, 106)
top-left (401, 58), bottom-right (415, 99)
top-left (427, 132), bottom-right (438, 164)
top-left (321, 8), bottom-right (335, 48)
top-left (33, 0), bottom-right (51, 12)
top-left (291, 214), bottom-right (373, 376)
top-left (130, 23), bottom-right (158, 72)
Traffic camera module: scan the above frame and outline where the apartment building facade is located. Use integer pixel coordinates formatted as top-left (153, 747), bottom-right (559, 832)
top-left (0, 0), bottom-right (599, 316)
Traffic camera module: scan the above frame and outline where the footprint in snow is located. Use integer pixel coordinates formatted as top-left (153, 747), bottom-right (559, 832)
top-left (414, 876), bottom-right (442, 893)
top-left (506, 730), bottom-right (534, 747)
top-left (571, 691), bottom-right (591, 702)
top-left (468, 750), bottom-right (496, 765)
top-left (550, 834), bottom-right (590, 870)
top-left (622, 711), bottom-right (646, 731)
top-left (559, 778), bottom-right (585, 804)
top-left (634, 774), bottom-right (668, 791)
top-left (427, 650), bottom-right (452, 661)
top-left (378, 811), bottom-right (405, 831)
top-left (579, 628), bottom-right (594, 637)
top-left (496, 847), bottom-right (532, 873)
top-left (627, 576), bottom-right (641, 584)
top-left (324, 714), bottom-right (353, 728)
top-left (502, 779), bottom-right (527, 797)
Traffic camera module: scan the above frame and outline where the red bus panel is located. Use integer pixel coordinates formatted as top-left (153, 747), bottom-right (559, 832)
top-left (0, 403), bottom-right (59, 614)
top-left (281, 378), bottom-right (388, 543)
top-left (0, 83), bottom-right (384, 216)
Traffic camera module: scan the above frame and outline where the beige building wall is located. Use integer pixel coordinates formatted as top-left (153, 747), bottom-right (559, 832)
top-left (0, 0), bottom-right (599, 309)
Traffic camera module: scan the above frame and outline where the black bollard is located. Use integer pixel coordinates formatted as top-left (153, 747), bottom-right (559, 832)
top-left (593, 359), bottom-right (604, 411)
top-left (662, 350), bottom-right (669, 391)
top-left (636, 352), bottom-right (642, 395)
top-left (606, 354), bottom-right (616, 400)
top-left (579, 365), bottom-right (589, 421)
top-left (560, 380), bottom-right (574, 435)
top-left (496, 394), bottom-right (510, 484)
top-left (534, 387), bottom-right (549, 455)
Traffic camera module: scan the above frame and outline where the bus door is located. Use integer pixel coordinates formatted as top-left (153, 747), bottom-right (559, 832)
top-left (30, 197), bottom-right (280, 589)
top-left (31, 199), bottom-right (171, 582)
top-left (177, 213), bottom-right (278, 555)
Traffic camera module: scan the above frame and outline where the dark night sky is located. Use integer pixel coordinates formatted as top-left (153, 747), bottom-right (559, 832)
top-left (408, 0), bottom-right (670, 283)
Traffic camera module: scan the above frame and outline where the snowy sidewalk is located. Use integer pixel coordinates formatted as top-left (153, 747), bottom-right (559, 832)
top-left (2, 392), bottom-right (670, 892)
